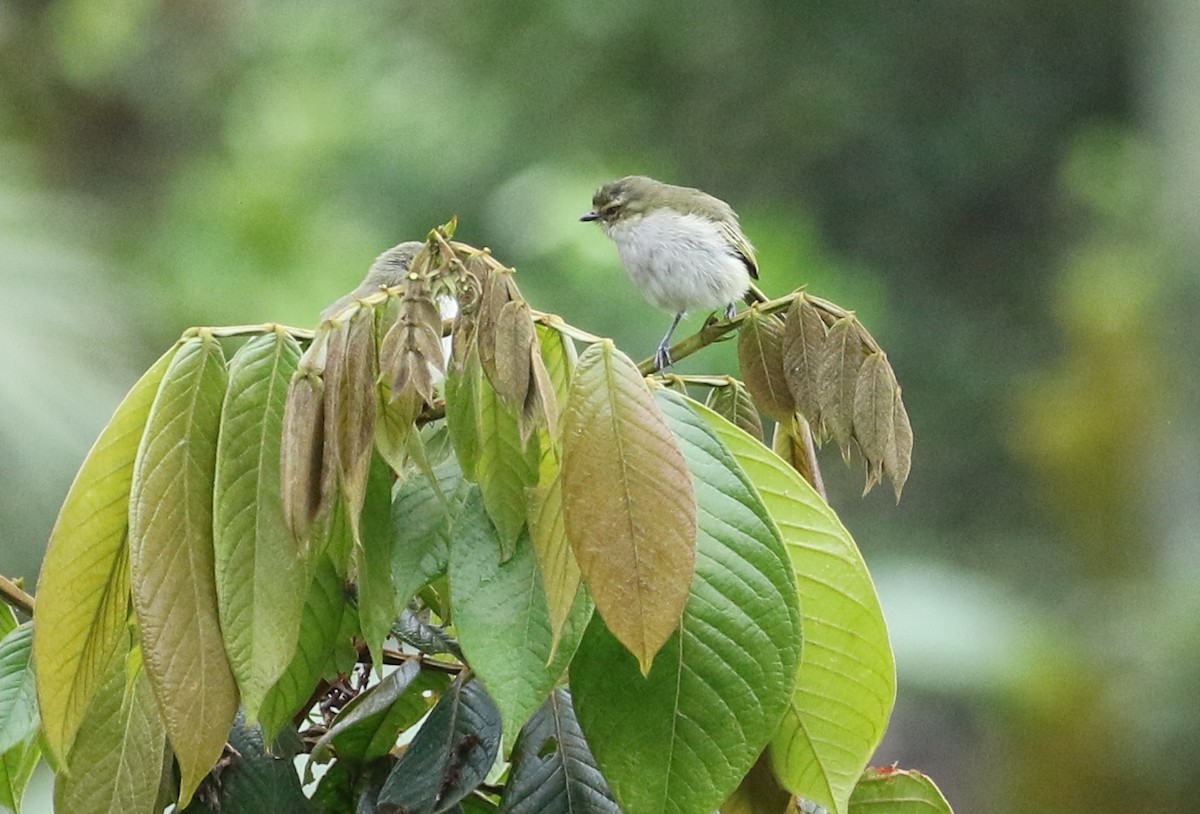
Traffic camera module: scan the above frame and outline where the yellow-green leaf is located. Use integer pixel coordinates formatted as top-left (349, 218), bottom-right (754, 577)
top-left (695, 401), bottom-right (895, 814)
top-left (129, 333), bottom-right (238, 807)
top-left (213, 331), bottom-right (306, 721)
top-left (55, 638), bottom-right (168, 814)
top-left (476, 363), bottom-right (540, 559)
top-left (849, 767), bottom-right (953, 813)
top-left (738, 310), bottom-right (794, 423)
top-left (560, 341), bottom-right (696, 674)
top-left (527, 442), bottom-right (581, 654)
top-left (34, 344), bottom-right (176, 763)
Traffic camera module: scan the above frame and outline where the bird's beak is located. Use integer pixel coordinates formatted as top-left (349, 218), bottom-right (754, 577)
top-left (580, 211), bottom-right (599, 222)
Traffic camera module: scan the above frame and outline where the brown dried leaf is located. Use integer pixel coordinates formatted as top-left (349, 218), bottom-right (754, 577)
top-left (379, 293), bottom-right (443, 405)
top-left (705, 379), bottom-right (764, 442)
top-left (816, 316), bottom-right (867, 451)
top-left (476, 271), bottom-right (516, 388)
top-left (852, 353), bottom-right (895, 495)
top-left (281, 371), bottom-right (327, 549)
top-left (318, 320), bottom-right (350, 515)
top-left (324, 313), bottom-right (377, 541)
top-left (737, 310), bottom-right (795, 423)
top-left (492, 300), bottom-right (535, 411)
top-left (886, 381), bottom-right (913, 501)
top-left (521, 342), bottom-right (558, 444)
top-left (560, 341), bottom-right (696, 674)
top-left (782, 295), bottom-right (827, 427)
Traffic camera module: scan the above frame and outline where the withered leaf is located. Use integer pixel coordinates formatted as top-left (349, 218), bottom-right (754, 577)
top-left (886, 380), bottom-right (913, 501)
top-left (816, 316), bottom-right (868, 451)
top-left (324, 312), bottom-right (377, 542)
top-left (782, 294), bottom-right (828, 427)
top-left (492, 299), bottom-right (535, 412)
top-left (737, 310), bottom-right (795, 423)
top-left (521, 341), bottom-right (558, 444)
top-left (476, 271), bottom-right (518, 389)
top-left (705, 379), bottom-right (764, 442)
top-left (318, 320), bottom-right (350, 519)
top-left (852, 353), bottom-right (895, 495)
top-left (379, 294), bottom-right (443, 405)
top-left (560, 341), bottom-right (696, 674)
top-left (281, 371), bottom-right (328, 549)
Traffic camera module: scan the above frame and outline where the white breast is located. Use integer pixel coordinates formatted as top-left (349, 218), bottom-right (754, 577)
top-left (603, 209), bottom-right (751, 314)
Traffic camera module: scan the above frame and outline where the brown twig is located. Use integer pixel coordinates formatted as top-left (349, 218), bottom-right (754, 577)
top-left (0, 574), bottom-right (34, 617)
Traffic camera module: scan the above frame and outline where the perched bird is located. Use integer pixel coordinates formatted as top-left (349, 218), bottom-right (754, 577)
top-left (319, 241), bottom-right (424, 321)
top-left (581, 175), bottom-right (760, 369)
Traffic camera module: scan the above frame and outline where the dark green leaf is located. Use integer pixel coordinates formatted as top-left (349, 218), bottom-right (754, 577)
top-left (498, 688), bottom-right (620, 814)
top-left (357, 455), bottom-right (400, 670)
top-left (392, 608), bottom-right (462, 660)
top-left (312, 660), bottom-right (419, 760)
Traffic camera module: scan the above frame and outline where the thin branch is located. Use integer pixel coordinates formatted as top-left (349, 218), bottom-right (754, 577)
top-left (182, 323), bottom-right (317, 342)
top-left (0, 574), bottom-right (34, 617)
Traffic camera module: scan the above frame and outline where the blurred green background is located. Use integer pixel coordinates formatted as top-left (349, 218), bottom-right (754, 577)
top-left (3, 1), bottom-right (1198, 812)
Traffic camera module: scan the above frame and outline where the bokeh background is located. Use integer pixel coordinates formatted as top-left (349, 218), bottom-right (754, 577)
top-left (3, 2), bottom-right (1199, 812)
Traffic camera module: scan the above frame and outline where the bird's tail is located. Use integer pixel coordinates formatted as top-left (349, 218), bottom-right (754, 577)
top-left (743, 282), bottom-right (769, 306)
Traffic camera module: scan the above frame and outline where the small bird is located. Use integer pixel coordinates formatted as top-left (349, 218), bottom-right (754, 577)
top-left (581, 175), bottom-right (760, 370)
top-left (319, 241), bottom-right (424, 321)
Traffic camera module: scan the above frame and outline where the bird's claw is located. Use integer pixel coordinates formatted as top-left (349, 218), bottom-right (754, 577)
top-left (654, 342), bottom-right (673, 371)
top-left (723, 302), bottom-right (737, 320)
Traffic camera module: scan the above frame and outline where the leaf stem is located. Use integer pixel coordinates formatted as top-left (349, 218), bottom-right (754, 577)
top-left (0, 574), bottom-right (34, 617)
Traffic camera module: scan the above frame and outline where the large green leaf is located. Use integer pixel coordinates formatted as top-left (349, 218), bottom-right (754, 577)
top-left (258, 505), bottom-right (359, 741)
top-left (450, 489), bottom-right (591, 749)
top-left (376, 677), bottom-right (502, 814)
top-left (33, 345), bottom-right (175, 762)
top-left (569, 390), bottom-right (802, 814)
top-left (0, 625), bottom-right (36, 756)
top-left (475, 365), bottom-right (540, 559)
top-left (128, 333), bottom-right (238, 806)
top-left (392, 457), bottom-right (466, 607)
top-left (357, 454), bottom-right (400, 670)
top-left (693, 399), bottom-right (896, 814)
top-left (848, 768), bottom-right (953, 813)
top-left (180, 714), bottom-right (316, 814)
top-left (498, 688), bottom-right (620, 814)
top-left (560, 341), bottom-right (696, 674)
top-left (213, 330), bottom-right (305, 721)
top-left (54, 638), bottom-right (168, 814)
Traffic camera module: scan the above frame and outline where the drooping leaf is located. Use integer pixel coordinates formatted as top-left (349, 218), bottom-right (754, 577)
top-left (720, 750), bottom-right (794, 814)
top-left (376, 677), bottom-right (502, 814)
top-left (0, 733), bottom-right (38, 814)
top-left (782, 295), bottom-right (828, 427)
top-left (34, 344), bottom-right (175, 762)
top-left (498, 688), bottom-right (620, 814)
top-left (356, 455), bottom-right (400, 671)
top-left (694, 400), bottom-right (895, 814)
top-left (848, 768), bottom-right (953, 814)
top-left (55, 638), bottom-right (168, 814)
top-left (570, 390), bottom-right (802, 814)
top-left (214, 330), bottom-right (306, 721)
top-left (560, 341), bottom-right (696, 674)
top-left (737, 310), bottom-right (795, 423)
top-left (816, 318), bottom-right (867, 449)
top-left (128, 333), bottom-right (238, 806)
top-left (332, 309), bottom-right (380, 544)
top-left (179, 714), bottom-right (316, 814)
top-left (492, 300), bottom-right (535, 412)
top-left (283, 328), bottom-right (337, 548)
top-left (443, 347), bottom-right (481, 481)
top-left (476, 365), bottom-right (540, 559)
top-left (534, 324), bottom-right (576, 408)
top-left (311, 660), bottom-right (436, 762)
top-left (0, 625), bottom-right (36, 756)
top-left (392, 457), bottom-right (466, 608)
top-left (526, 442), bottom-right (581, 654)
top-left (851, 353), bottom-right (894, 495)
top-left (705, 379), bottom-right (764, 442)
top-left (885, 383), bottom-right (913, 501)
top-left (450, 489), bottom-right (592, 749)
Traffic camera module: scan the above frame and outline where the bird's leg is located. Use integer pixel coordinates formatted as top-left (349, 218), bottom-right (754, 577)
top-left (655, 312), bottom-right (685, 371)
top-left (723, 302), bottom-right (737, 320)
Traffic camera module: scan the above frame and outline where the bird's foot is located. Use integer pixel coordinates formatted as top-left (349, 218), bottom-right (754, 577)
top-left (723, 302), bottom-right (737, 320)
top-left (654, 341), bottom-right (674, 371)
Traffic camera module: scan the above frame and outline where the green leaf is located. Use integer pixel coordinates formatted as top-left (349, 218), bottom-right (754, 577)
top-left (357, 455), bottom-right (400, 670)
top-left (33, 344), bottom-right (175, 762)
top-left (693, 399), bottom-right (896, 814)
top-left (0, 606), bottom-right (16, 639)
top-left (475, 365), bottom-right (540, 559)
top-left (376, 677), bottom-right (502, 814)
top-left (392, 457), bottom-right (465, 609)
top-left (848, 768), bottom-right (953, 814)
top-left (0, 625), bottom-right (36, 755)
top-left (259, 520), bottom-right (359, 742)
top-left (443, 347), bottom-right (480, 481)
top-left (180, 714), bottom-right (316, 814)
top-left (450, 489), bottom-right (591, 749)
top-left (214, 330), bottom-right (306, 721)
top-left (534, 323), bottom-right (576, 409)
top-left (498, 688), bottom-right (620, 814)
top-left (569, 390), bottom-right (802, 814)
top-left (55, 638), bottom-right (168, 814)
top-left (0, 734), bottom-right (38, 814)
top-left (331, 668), bottom-right (448, 763)
top-left (526, 441), bottom-right (581, 655)
top-left (312, 660), bottom-right (439, 762)
top-left (560, 341), bottom-right (696, 674)
top-left (128, 333), bottom-right (238, 806)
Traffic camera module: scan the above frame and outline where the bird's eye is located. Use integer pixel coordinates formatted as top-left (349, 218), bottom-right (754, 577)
top-left (603, 203), bottom-right (620, 217)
